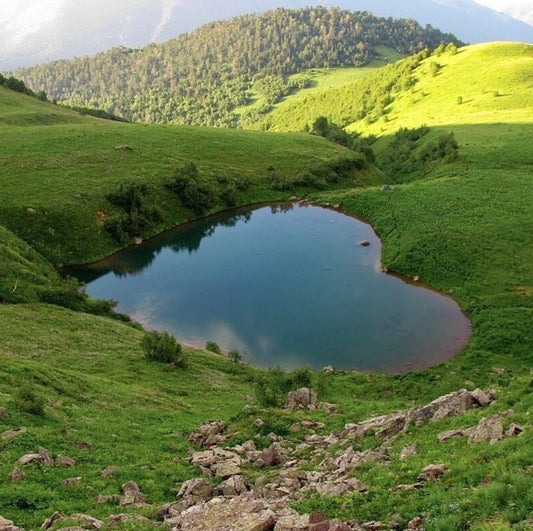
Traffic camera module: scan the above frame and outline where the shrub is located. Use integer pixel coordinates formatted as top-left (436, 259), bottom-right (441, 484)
top-left (142, 330), bottom-right (185, 367)
top-left (12, 385), bottom-right (46, 416)
top-left (255, 366), bottom-right (315, 408)
top-left (228, 350), bottom-right (242, 363)
top-left (205, 341), bottom-right (222, 354)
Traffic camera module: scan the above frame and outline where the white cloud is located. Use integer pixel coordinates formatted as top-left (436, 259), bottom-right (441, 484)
top-left (472, 0), bottom-right (533, 24)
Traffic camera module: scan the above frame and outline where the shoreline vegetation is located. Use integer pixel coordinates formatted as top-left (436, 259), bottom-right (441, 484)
top-left (0, 40), bottom-right (531, 528)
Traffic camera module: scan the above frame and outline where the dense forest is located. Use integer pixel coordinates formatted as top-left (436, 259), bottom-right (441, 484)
top-left (12, 7), bottom-right (459, 127)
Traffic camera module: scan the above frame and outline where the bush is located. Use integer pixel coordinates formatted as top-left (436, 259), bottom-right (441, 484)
top-left (255, 366), bottom-right (314, 408)
top-left (12, 385), bottom-right (46, 416)
top-left (142, 330), bottom-right (185, 367)
top-left (205, 340), bottom-right (222, 354)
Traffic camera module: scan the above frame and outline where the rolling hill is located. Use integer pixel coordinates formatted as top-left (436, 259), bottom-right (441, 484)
top-left (0, 41), bottom-right (532, 529)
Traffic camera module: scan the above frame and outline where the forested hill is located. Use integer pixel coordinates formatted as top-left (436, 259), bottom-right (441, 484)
top-left (12, 7), bottom-right (459, 127)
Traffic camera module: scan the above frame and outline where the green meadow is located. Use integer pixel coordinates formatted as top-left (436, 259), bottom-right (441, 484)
top-left (0, 42), bottom-right (532, 529)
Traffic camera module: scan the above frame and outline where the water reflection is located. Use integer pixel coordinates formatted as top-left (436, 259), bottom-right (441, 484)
top-left (66, 203), bottom-right (471, 372)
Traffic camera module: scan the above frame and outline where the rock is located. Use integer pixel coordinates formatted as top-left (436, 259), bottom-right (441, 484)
top-left (99, 465), bottom-right (120, 478)
top-left (407, 516), bottom-right (425, 530)
top-left (285, 388), bottom-right (318, 410)
top-left (274, 513), bottom-right (309, 530)
top-left (75, 440), bottom-right (93, 450)
top-left (0, 427), bottom-right (25, 440)
top-left (118, 481), bottom-right (146, 505)
top-left (322, 365), bottom-right (335, 374)
top-left (41, 512), bottom-right (65, 529)
top-left (189, 420), bottom-right (227, 448)
top-left (213, 459), bottom-right (242, 479)
top-left (470, 388), bottom-right (494, 407)
top-left (217, 475), bottom-right (251, 496)
top-left (62, 477), bottom-right (83, 487)
top-left (315, 478), bottom-right (368, 497)
top-left (392, 483), bottom-right (424, 493)
top-left (381, 185), bottom-right (393, 191)
top-left (358, 240), bottom-right (370, 247)
top-left (506, 423), bottom-right (523, 437)
top-left (256, 444), bottom-right (285, 468)
top-left (165, 495), bottom-right (276, 531)
top-left (26, 207), bottom-right (37, 214)
top-left (317, 402), bottom-right (338, 414)
top-left (437, 430), bottom-right (465, 442)
top-left (466, 414), bottom-right (504, 444)
top-left (69, 514), bottom-right (104, 529)
top-left (56, 456), bottom-right (76, 467)
top-left (107, 514), bottom-right (153, 526)
top-left (254, 418), bottom-right (265, 428)
top-left (17, 447), bottom-right (54, 466)
top-left (8, 468), bottom-right (25, 482)
top-left (177, 477), bottom-right (214, 504)
top-left (0, 516), bottom-right (20, 531)
top-left (0, 408), bottom-right (8, 421)
top-left (134, 237), bottom-right (143, 245)
top-left (418, 464), bottom-right (448, 482)
top-left (399, 445), bottom-right (419, 460)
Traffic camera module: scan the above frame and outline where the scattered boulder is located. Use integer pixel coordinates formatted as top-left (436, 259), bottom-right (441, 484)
top-left (1, 427), bottom-right (26, 441)
top-left (285, 388), bottom-right (318, 410)
top-left (470, 388), bottom-right (494, 407)
top-left (0, 408), bottom-right (9, 421)
top-left (315, 478), bottom-right (368, 497)
top-left (17, 447), bottom-right (54, 466)
top-left (165, 495), bottom-right (276, 531)
top-left (392, 483), bottom-right (424, 493)
top-left (107, 514), bottom-right (154, 526)
top-left (274, 513), bottom-right (309, 530)
top-left (317, 402), bottom-right (338, 414)
top-left (189, 420), bottom-right (227, 448)
top-left (69, 514), bottom-right (104, 529)
top-left (507, 423), bottom-right (523, 437)
top-left (399, 445), bottom-right (420, 460)
top-left (62, 477), bottom-right (83, 487)
top-left (176, 477), bottom-right (215, 509)
top-left (99, 465), bottom-right (120, 478)
top-left (118, 481), bottom-right (147, 506)
top-left (381, 185), bottom-right (393, 192)
top-left (437, 429), bottom-right (465, 443)
top-left (8, 468), bottom-right (25, 482)
top-left (407, 516), bottom-right (426, 530)
top-left (56, 456), bottom-right (76, 467)
top-left (216, 475), bottom-right (251, 497)
top-left (255, 443), bottom-right (286, 468)
top-left (466, 414), bottom-right (505, 445)
top-left (418, 464), bottom-right (448, 482)
top-left (0, 516), bottom-right (20, 531)
top-left (41, 512), bottom-right (65, 529)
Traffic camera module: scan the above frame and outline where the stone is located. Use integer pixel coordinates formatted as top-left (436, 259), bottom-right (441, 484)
top-left (118, 481), bottom-right (146, 505)
top-left (99, 465), bottom-right (120, 478)
top-left (381, 185), bottom-right (393, 191)
top-left (407, 516), bottom-right (425, 530)
top-left (62, 477), bottom-right (83, 487)
top-left (69, 514), bottom-right (104, 529)
top-left (285, 388), bottom-right (318, 410)
top-left (466, 414), bottom-right (504, 444)
top-left (315, 478), bottom-right (367, 497)
top-left (506, 423), bottom-right (523, 437)
top-left (399, 445), bottom-right (419, 460)
top-left (0, 516), bottom-right (20, 531)
top-left (165, 495), bottom-right (276, 531)
top-left (470, 388), bottom-right (494, 407)
top-left (0, 427), bottom-right (26, 440)
top-left (17, 447), bottom-right (54, 466)
top-left (177, 477), bottom-right (214, 502)
top-left (213, 459), bottom-right (242, 479)
top-left (56, 456), bottom-right (76, 467)
top-left (254, 418), bottom-right (265, 428)
top-left (418, 464), bottom-right (448, 482)
top-left (256, 444), bottom-right (284, 468)
top-left (0, 407), bottom-right (8, 420)
top-left (358, 240), bottom-right (370, 247)
top-left (8, 468), bottom-right (25, 482)
top-left (75, 441), bottom-right (93, 450)
top-left (41, 512), bottom-right (65, 529)
top-left (107, 514), bottom-right (153, 526)
top-left (274, 513), bottom-right (309, 530)
top-left (392, 483), bottom-right (424, 493)
top-left (217, 475), bottom-right (251, 496)
top-left (437, 430), bottom-right (465, 442)
top-left (189, 420), bottom-right (227, 448)
top-left (317, 402), bottom-right (338, 414)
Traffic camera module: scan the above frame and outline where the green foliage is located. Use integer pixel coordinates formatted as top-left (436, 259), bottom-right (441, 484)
top-left (205, 341), bottom-right (222, 355)
top-left (254, 366), bottom-right (314, 407)
top-left (13, 8), bottom-right (459, 127)
top-left (141, 330), bottom-right (185, 366)
top-left (105, 181), bottom-right (163, 244)
top-left (12, 385), bottom-right (46, 416)
top-left (228, 350), bottom-right (242, 364)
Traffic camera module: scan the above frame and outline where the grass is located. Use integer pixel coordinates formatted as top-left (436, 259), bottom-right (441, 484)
top-left (1, 42), bottom-right (532, 529)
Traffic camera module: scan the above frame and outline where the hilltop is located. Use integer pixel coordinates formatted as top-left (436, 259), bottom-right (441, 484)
top-left (1, 41), bottom-right (532, 529)
top-left (11, 8), bottom-right (458, 128)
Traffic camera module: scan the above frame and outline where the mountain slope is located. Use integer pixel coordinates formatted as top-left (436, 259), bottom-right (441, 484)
top-left (1, 0), bottom-right (532, 70)
top-left (256, 42), bottom-right (533, 133)
top-left (12, 8), bottom-right (458, 127)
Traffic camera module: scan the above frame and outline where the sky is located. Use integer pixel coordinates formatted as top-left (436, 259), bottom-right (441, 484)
top-left (0, 0), bottom-right (531, 71)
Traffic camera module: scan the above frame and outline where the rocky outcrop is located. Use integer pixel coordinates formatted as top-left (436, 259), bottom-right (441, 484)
top-left (1, 427), bottom-right (26, 441)
top-left (17, 447), bottom-right (54, 466)
top-left (0, 516), bottom-right (20, 531)
top-left (118, 481), bottom-right (147, 506)
top-left (285, 388), bottom-right (318, 410)
top-left (189, 420), bottom-right (227, 449)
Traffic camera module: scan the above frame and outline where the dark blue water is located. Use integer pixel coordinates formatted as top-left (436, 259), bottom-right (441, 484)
top-left (68, 203), bottom-right (471, 372)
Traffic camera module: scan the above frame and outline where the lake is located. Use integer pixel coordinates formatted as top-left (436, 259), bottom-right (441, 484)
top-left (67, 203), bottom-right (471, 372)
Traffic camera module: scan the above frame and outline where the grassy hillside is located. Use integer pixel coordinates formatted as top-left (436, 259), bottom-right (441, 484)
top-left (0, 86), bottom-right (374, 266)
top-left (1, 42), bottom-right (532, 529)
top-left (256, 42), bottom-right (533, 133)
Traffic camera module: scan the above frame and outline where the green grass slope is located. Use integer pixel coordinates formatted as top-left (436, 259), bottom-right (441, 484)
top-left (1, 42), bottom-right (532, 529)
top-left (255, 42), bottom-right (533, 134)
top-left (0, 87), bottom-right (375, 266)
